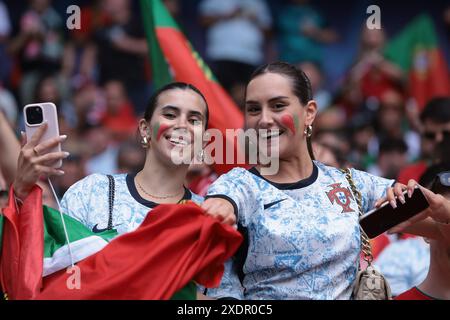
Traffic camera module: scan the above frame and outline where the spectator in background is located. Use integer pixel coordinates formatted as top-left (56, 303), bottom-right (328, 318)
top-left (8, 0), bottom-right (64, 105)
top-left (71, 80), bottom-right (106, 133)
top-left (375, 89), bottom-right (420, 161)
top-left (348, 27), bottom-right (403, 99)
top-left (298, 61), bottom-right (331, 112)
top-left (199, 0), bottom-right (272, 108)
top-left (95, 0), bottom-right (150, 115)
top-left (348, 112), bottom-right (377, 170)
top-left (82, 124), bottom-right (119, 175)
top-left (313, 106), bottom-right (351, 167)
top-left (61, 0), bottom-right (107, 87)
top-left (100, 80), bottom-right (138, 142)
top-left (397, 97), bottom-right (450, 184)
top-left (340, 27), bottom-right (403, 118)
top-left (0, 1), bottom-right (12, 85)
top-left (53, 153), bottom-right (87, 199)
top-left (374, 235), bottom-right (429, 298)
top-left (368, 138), bottom-right (408, 180)
top-left (32, 73), bottom-right (75, 133)
top-left (117, 139), bottom-right (145, 174)
top-left (276, 0), bottom-right (338, 66)
top-left (312, 142), bottom-right (339, 168)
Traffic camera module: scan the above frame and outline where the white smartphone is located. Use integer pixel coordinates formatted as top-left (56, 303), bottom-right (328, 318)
top-left (23, 102), bottom-right (62, 168)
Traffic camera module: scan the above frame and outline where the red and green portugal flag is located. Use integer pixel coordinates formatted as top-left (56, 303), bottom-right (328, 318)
top-left (140, 0), bottom-right (246, 174)
top-left (384, 14), bottom-right (450, 110)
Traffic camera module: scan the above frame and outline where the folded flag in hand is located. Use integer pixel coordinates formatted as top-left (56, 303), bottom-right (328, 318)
top-left (0, 186), bottom-right (242, 300)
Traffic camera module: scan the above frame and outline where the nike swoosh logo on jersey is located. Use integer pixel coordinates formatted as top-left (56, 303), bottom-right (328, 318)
top-left (263, 198), bottom-right (287, 210)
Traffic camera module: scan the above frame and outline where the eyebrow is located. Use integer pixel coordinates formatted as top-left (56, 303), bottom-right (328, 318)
top-left (161, 105), bottom-right (204, 119)
top-left (161, 105), bottom-right (180, 112)
top-left (245, 96), bottom-right (290, 105)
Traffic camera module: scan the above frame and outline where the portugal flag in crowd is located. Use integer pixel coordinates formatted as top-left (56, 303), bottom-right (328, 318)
top-left (384, 14), bottom-right (450, 110)
top-left (140, 0), bottom-right (245, 174)
top-left (0, 186), bottom-right (242, 300)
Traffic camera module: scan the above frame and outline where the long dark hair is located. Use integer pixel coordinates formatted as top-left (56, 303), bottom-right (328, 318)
top-left (248, 61), bottom-right (315, 160)
top-left (144, 82), bottom-right (209, 129)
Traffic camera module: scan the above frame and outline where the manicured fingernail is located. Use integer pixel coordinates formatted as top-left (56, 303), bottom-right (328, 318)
top-left (57, 170), bottom-right (65, 175)
top-left (408, 190), bottom-right (412, 198)
top-left (60, 135), bottom-right (67, 140)
top-left (399, 196), bottom-right (406, 204)
top-left (390, 200), bottom-right (397, 209)
top-left (63, 152), bottom-right (70, 158)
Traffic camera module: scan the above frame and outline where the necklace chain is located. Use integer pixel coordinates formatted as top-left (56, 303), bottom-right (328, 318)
top-left (135, 176), bottom-right (184, 199)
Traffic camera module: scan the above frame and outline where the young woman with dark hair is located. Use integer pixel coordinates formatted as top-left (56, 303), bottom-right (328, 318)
top-left (201, 61), bottom-right (398, 299)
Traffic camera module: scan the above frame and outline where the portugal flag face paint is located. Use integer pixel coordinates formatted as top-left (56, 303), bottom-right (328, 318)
top-left (153, 122), bottom-right (170, 141)
top-left (280, 114), bottom-right (299, 135)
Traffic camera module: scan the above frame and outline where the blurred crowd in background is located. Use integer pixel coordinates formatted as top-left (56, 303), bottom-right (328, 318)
top-left (0, 0), bottom-right (449, 204)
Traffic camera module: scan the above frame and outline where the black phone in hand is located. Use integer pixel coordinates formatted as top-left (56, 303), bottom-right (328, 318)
top-left (359, 187), bottom-right (429, 239)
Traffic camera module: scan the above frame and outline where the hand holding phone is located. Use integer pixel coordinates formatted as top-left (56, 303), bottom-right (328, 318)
top-left (359, 187), bottom-right (430, 239)
top-left (24, 102), bottom-right (63, 168)
top-left (13, 103), bottom-right (69, 200)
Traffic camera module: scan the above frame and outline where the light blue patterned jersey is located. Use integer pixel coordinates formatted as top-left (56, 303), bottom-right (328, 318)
top-left (205, 161), bottom-right (394, 300)
top-left (374, 237), bottom-right (429, 297)
top-left (60, 173), bottom-right (203, 235)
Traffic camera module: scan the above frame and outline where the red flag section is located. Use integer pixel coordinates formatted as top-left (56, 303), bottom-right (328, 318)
top-left (0, 185), bottom-right (44, 300)
top-left (1, 187), bottom-right (242, 300)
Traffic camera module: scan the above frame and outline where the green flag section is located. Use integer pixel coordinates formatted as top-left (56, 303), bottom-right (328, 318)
top-left (42, 206), bottom-right (117, 276)
top-left (384, 14), bottom-right (450, 110)
top-left (140, 0), bottom-right (246, 174)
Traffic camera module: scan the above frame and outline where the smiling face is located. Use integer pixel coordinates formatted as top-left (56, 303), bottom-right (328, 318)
top-left (245, 72), bottom-right (317, 160)
top-left (139, 88), bottom-right (207, 165)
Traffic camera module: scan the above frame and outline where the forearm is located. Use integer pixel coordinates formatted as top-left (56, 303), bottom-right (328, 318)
top-left (0, 113), bottom-right (20, 185)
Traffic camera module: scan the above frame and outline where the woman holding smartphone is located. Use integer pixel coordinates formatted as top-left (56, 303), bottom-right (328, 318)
top-left (201, 62), bottom-right (399, 300)
top-left (13, 82), bottom-right (217, 229)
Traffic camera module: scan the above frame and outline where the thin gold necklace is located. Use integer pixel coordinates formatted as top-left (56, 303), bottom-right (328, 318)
top-left (135, 176), bottom-right (184, 199)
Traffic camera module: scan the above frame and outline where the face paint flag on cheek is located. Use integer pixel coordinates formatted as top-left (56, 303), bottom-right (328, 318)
top-left (153, 123), bottom-right (171, 141)
top-left (280, 114), bottom-right (299, 135)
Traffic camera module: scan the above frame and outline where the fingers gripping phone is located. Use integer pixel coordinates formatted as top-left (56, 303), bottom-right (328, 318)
top-left (359, 187), bottom-right (430, 239)
top-left (23, 102), bottom-right (62, 168)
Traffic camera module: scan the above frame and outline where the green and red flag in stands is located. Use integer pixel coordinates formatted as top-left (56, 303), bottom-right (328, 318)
top-left (384, 14), bottom-right (450, 110)
top-left (140, 0), bottom-right (246, 174)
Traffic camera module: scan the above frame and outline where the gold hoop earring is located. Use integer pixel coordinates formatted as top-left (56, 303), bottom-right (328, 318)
top-left (304, 125), bottom-right (313, 138)
top-left (141, 136), bottom-right (149, 148)
top-left (196, 149), bottom-right (205, 162)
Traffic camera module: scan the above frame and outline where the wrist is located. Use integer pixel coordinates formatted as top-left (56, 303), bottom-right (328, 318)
top-left (12, 182), bottom-right (30, 202)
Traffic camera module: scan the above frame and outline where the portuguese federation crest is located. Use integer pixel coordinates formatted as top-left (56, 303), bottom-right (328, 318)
top-left (326, 183), bottom-right (355, 213)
